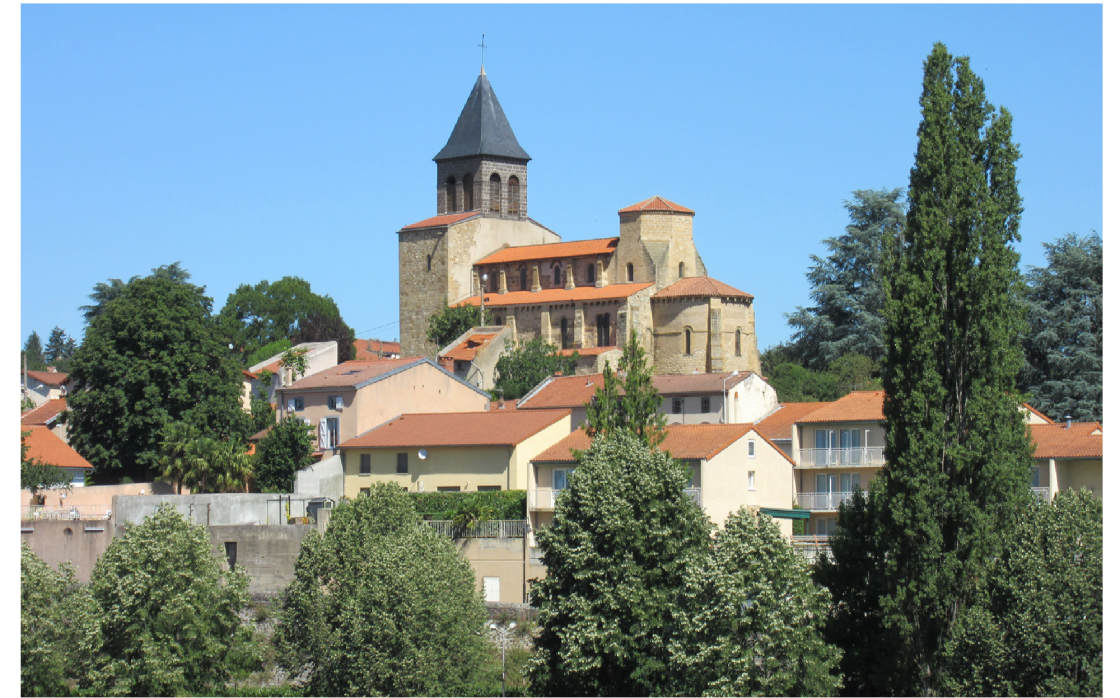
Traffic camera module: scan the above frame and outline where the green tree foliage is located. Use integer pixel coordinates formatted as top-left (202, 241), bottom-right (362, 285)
top-left (494, 336), bottom-right (579, 399)
top-left (253, 415), bottom-right (315, 493)
top-left (584, 329), bottom-right (667, 446)
top-left (43, 326), bottom-right (78, 371)
top-left (941, 490), bottom-right (1102, 697)
top-left (279, 347), bottom-right (310, 380)
top-left (88, 504), bottom-right (255, 696)
top-left (21, 544), bottom-right (102, 697)
top-left (529, 430), bottom-right (712, 695)
top-left (670, 509), bottom-right (842, 697)
top-left (827, 354), bottom-right (882, 393)
top-left (426, 302), bottom-right (494, 350)
top-left (66, 270), bottom-right (249, 482)
top-left (21, 429), bottom-right (72, 499)
top-left (23, 330), bottom-right (48, 371)
top-left (291, 310), bottom-right (357, 364)
top-left (217, 276), bottom-right (344, 360)
top-left (763, 362), bottom-right (841, 403)
top-left (826, 44), bottom-right (1035, 695)
top-left (179, 436), bottom-right (253, 494)
top-left (787, 188), bottom-right (905, 369)
top-left (249, 370), bottom-right (277, 435)
top-left (1020, 232), bottom-right (1103, 422)
top-left (156, 421), bottom-right (197, 494)
top-left (274, 483), bottom-right (488, 696)
top-left (410, 489), bottom-right (526, 521)
top-left (245, 338), bottom-right (292, 368)
top-left (80, 262), bottom-right (193, 324)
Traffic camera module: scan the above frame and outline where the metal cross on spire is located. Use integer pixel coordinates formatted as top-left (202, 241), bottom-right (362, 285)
top-left (479, 34), bottom-right (487, 67)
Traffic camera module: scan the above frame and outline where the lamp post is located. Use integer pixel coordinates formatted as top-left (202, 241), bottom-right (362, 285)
top-left (480, 272), bottom-right (488, 325)
top-left (489, 621), bottom-right (517, 697)
top-left (722, 370), bottom-right (740, 424)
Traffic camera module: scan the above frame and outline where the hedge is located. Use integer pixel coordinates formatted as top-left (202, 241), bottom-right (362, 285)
top-left (410, 490), bottom-right (526, 521)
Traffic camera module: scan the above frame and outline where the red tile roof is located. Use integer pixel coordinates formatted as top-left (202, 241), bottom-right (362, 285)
top-left (22, 426), bottom-right (93, 471)
top-left (21, 399), bottom-right (68, 426)
top-left (242, 370), bottom-right (257, 380)
top-left (458, 282), bottom-right (653, 309)
top-left (532, 424), bottom-right (757, 463)
top-left (618, 196), bottom-right (695, 214)
top-left (653, 276), bottom-right (753, 300)
top-left (400, 212), bottom-right (479, 230)
top-left (754, 402), bottom-right (830, 441)
top-left (1030, 422), bottom-right (1103, 459)
top-left (1022, 403), bottom-right (1055, 424)
top-left (256, 361), bottom-right (281, 375)
top-left (248, 426), bottom-right (273, 442)
top-left (559, 346), bottom-right (619, 357)
top-left (442, 332), bottom-right (499, 362)
top-left (282, 357), bottom-right (426, 390)
top-left (518, 372), bottom-right (754, 410)
top-left (339, 409), bottom-right (571, 449)
top-left (354, 339), bottom-right (402, 360)
top-left (25, 370), bottom-right (69, 387)
top-left (475, 238), bottom-right (619, 266)
top-left (798, 391), bottom-right (886, 424)
top-left (653, 372), bottom-right (752, 396)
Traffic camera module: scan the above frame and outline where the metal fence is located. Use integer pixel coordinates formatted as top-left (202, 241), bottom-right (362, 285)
top-left (22, 505), bottom-right (112, 521)
top-left (791, 535), bottom-right (833, 562)
top-left (1032, 487), bottom-right (1051, 501)
top-left (424, 519), bottom-right (527, 539)
top-left (795, 492), bottom-right (855, 511)
top-left (683, 488), bottom-right (701, 506)
top-left (797, 447), bottom-right (885, 467)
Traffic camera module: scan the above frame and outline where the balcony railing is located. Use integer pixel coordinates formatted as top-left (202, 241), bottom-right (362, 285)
top-left (22, 505), bottom-right (112, 521)
top-left (796, 492), bottom-right (855, 511)
top-left (423, 519), bottom-right (527, 539)
top-left (797, 447), bottom-right (885, 467)
top-left (791, 535), bottom-right (833, 562)
top-left (529, 488), bottom-right (561, 512)
top-left (1032, 487), bottom-right (1051, 501)
top-left (683, 488), bottom-right (701, 506)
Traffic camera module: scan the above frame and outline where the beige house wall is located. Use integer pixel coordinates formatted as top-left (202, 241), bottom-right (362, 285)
top-left (453, 536), bottom-right (529, 604)
top-left (344, 445), bottom-right (511, 497)
top-left (700, 431), bottom-right (794, 537)
top-left (1055, 458), bottom-right (1102, 497)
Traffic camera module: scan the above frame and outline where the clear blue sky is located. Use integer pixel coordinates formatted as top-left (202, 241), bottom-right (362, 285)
top-left (20, 4), bottom-right (1103, 357)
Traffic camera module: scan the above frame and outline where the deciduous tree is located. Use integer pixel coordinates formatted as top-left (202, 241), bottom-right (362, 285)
top-left (274, 483), bottom-right (488, 696)
top-left (291, 310), bottom-right (357, 364)
top-left (253, 415), bottom-right (315, 493)
top-left (80, 262), bottom-right (192, 324)
top-left (426, 302), bottom-right (494, 350)
top-left (493, 336), bottom-right (579, 398)
top-left (217, 276), bottom-right (343, 359)
top-left (88, 504), bottom-right (255, 696)
top-left (1020, 232), bottom-right (1103, 422)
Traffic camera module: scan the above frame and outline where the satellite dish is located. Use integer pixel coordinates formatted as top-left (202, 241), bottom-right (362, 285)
top-left (418, 449), bottom-right (428, 460)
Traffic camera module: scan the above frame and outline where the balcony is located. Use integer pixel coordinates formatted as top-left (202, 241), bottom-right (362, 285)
top-left (796, 492), bottom-right (855, 511)
top-left (683, 488), bottom-right (701, 506)
top-left (423, 519), bottom-right (526, 539)
top-left (797, 447), bottom-right (885, 467)
top-left (1032, 487), bottom-right (1051, 501)
top-left (529, 488), bottom-right (561, 512)
top-left (791, 535), bottom-right (833, 562)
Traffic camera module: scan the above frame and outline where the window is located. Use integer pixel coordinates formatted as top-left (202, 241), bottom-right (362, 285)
top-left (463, 172), bottom-right (474, 210)
top-left (437, 486), bottom-right (461, 492)
top-left (553, 264), bottom-right (561, 286)
top-left (587, 263), bottom-right (595, 283)
top-left (396, 453), bottom-right (408, 474)
top-left (748, 439), bottom-right (756, 458)
top-left (1031, 466), bottom-right (1041, 488)
top-left (816, 518), bottom-right (838, 536)
top-left (672, 398), bottom-right (684, 414)
top-left (490, 273), bottom-right (498, 293)
top-left (287, 397), bottom-right (304, 411)
top-left (684, 328), bottom-right (692, 355)
top-left (489, 173), bottom-right (501, 211)
top-left (320, 418), bottom-right (340, 449)
top-left (519, 265), bottom-right (528, 290)
top-left (553, 468), bottom-right (575, 490)
top-left (735, 329), bottom-right (742, 357)
top-left (477, 485), bottom-right (501, 492)
top-left (679, 261), bottom-right (685, 278)
top-left (507, 175), bottom-right (520, 215)
top-left (328, 396), bottom-right (344, 410)
top-left (360, 454), bottom-right (371, 475)
top-left (596, 313), bottom-right (610, 347)
top-left (560, 317), bottom-right (570, 350)
top-left (426, 254), bottom-right (432, 272)
top-left (360, 487), bottom-right (370, 496)
top-left (748, 471), bottom-right (756, 490)
top-left (224, 542), bottom-right (237, 570)
top-left (446, 176), bottom-right (457, 212)
top-left (701, 396), bottom-right (711, 413)
top-left (627, 263), bottom-right (634, 282)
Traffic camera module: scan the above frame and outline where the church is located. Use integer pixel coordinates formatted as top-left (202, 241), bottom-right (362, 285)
top-left (397, 68), bottom-right (761, 377)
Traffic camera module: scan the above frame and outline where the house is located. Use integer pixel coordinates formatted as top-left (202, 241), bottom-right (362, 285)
top-left (337, 408), bottom-right (572, 497)
top-left (274, 357), bottom-right (493, 458)
top-left (22, 368), bottom-right (69, 408)
top-left (21, 426), bottom-right (94, 495)
top-left (353, 338), bottom-right (401, 361)
top-left (1030, 420), bottom-right (1103, 500)
top-left (21, 398), bottom-right (69, 441)
top-left (516, 371), bottom-right (780, 429)
top-left (397, 69), bottom-right (762, 377)
top-left (246, 341), bottom-right (340, 407)
top-left (436, 324), bottom-right (513, 390)
top-left (754, 401), bottom-right (830, 460)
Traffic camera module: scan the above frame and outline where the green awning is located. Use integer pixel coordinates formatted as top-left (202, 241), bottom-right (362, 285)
top-left (760, 507), bottom-right (810, 520)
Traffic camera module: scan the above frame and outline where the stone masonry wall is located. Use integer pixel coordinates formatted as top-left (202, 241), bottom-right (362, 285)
top-left (399, 227), bottom-right (450, 357)
top-left (437, 157), bottom-right (528, 220)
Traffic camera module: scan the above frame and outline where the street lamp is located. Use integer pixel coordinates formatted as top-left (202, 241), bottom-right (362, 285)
top-left (722, 370), bottom-right (740, 424)
top-left (479, 272), bottom-right (489, 324)
top-left (489, 621), bottom-right (517, 697)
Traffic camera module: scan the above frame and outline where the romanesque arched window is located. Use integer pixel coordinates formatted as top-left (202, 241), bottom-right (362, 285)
top-left (679, 261), bottom-right (685, 278)
top-left (426, 255), bottom-right (432, 272)
top-left (446, 176), bottom-right (458, 213)
top-left (627, 263), bottom-right (634, 282)
top-left (489, 173), bottom-right (501, 212)
top-left (684, 327), bottom-right (692, 355)
top-left (735, 329), bottom-right (742, 357)
top-left (553, 264), bottom-right (561, 287)
top-left (597, 314), bottom-right (611, 347)
top-left (463, 172), bottom-right (474, 211)
top-left (587, 263), bottom-right (595, 283)
top-left (508, 176), bottom-right (520, 215)
top-left (519, 265), bottom-right (528, 291)
top-left (560, 317), bottom-right (569, 350)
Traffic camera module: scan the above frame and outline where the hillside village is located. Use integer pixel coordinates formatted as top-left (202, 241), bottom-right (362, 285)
top-left (21, 57), bottom-right (1103, 696)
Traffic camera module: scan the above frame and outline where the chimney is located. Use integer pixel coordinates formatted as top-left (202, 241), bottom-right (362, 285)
top-left (1065, 415), bottom-right (1072, 429)
top-left (47, 366), bottom-right (57, 373)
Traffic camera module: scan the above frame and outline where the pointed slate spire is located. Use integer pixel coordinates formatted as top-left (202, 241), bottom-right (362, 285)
top-left (434, 69), bottom-right (531, 161)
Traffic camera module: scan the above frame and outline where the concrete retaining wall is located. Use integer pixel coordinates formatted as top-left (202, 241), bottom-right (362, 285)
top-left (20, 519), bottom-right (114, 583)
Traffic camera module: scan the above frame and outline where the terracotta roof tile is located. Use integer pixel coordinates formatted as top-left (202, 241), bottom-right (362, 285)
top-left (21, 398), bottom-right (68, 426)
top-left (242, 370), bottom-right (257, 380)
top-left (458, 282), bottom-right (653, 309)
top-left (22, 426), bottom-right (93, 471)
top-left (1030, 422), bottom-right (1103, 459)
top-left (256, 361), bottom-right (281, 375)
top-left (653, 372), bottom-right (752, 396)
top-left (24, 370), bottom-right (69, 387)
top-left (653, 276), bottom-right (753, 300)
top-left (339, 409), bottom-right (571, 449)
top-left (248, 426), bottom-right (273, 442)
top-left (1022, 403), bottom-right (1056, 424)
top-left (442, 332), bottom-right (499, 362)
top-left (400, 212), bottom-right (479, 230)
top-left (754, 402), bottom-right (830, 441)
top-left (532, 424), bottom-right (757, 463)
top-left (354, 339), bottom-right (401, 360)
top-left (476, 238), bottom-right (619, 265)
top-left (282, 357), bottom-right (427, 391)
top-left (518, 372), bottom-right (754, 410)
top-left (559, 346), bottom-right (619, 357)
top-left (798, 391), bottom-right (886, 423)
top-left (618, 196), bottom-right (695, 214)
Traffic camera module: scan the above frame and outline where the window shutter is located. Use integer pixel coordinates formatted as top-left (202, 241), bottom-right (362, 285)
top-left (287, 399), bottom-right (296, 411)
top-left (318, 419), bottom-right (328, 449)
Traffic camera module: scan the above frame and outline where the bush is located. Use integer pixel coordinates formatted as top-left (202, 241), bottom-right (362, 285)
top-left (410, 490), bottom-right (526, 521)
